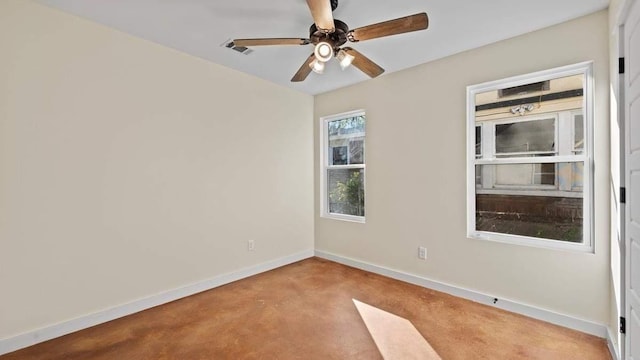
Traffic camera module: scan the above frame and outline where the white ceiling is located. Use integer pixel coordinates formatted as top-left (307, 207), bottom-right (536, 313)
top-left (35, 0), bottom-right (608, 95)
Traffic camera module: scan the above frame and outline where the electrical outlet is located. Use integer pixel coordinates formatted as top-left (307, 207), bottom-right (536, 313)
top-left (418, 246), bottom-right (427, 260)
top-left (248, 240), bottom-right (255, 251)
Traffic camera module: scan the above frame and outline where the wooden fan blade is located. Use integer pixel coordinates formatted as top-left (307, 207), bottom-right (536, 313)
top-left (343, 47), bottom-right (384, 78)
top-left (233, 38), bottom-right (310, 47)
top-left (291, 53), bottom-right (316, 82)
top-left (306, 0), bottom-right (335, 32)
top-left (349, 13), bottom-right (428, 42)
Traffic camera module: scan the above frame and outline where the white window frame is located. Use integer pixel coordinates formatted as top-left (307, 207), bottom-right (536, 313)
top-left (320, 109), bottom-right (366, 223)
top-left (466, 62), bottom-right (594, 252)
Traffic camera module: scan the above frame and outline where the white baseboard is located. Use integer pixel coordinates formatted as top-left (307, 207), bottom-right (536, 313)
top-left (607, 328), bottom-right (621, 360)
top-left (315, 250), bottom-right (609, 339)
top-left (0, 249), bottom-right (314, 356)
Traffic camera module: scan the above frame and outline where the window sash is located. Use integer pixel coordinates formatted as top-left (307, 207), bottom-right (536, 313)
top-left (327, 164), bottom-right (366, 170)
top-left (475, 111), bottom-right (584, 191)
top-left (326, 168), bottom-right (365, 218)
top-left (495, 151), bottom-right (556, 157)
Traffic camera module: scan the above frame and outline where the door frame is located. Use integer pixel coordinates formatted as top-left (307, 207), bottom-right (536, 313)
top-left (615, 0), bottom-right (636, 359)
top-left (618, 1), bottom-right (638, 359)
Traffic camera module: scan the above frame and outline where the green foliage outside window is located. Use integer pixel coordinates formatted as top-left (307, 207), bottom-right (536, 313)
top-left (328, 116), bottom-right (365, 136)
top-left (329, 171), bottom-right (364, 216)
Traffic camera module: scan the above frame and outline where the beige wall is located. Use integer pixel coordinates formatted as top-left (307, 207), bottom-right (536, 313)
top-left (315, 10), bottom-right (610, 324)
top-left (0, 0), bottom-right (615, 345)
top-left (0, 0), bottom-right (313, 339)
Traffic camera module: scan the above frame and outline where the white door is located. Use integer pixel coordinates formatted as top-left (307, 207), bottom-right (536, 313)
top-left (625, 0), bottom-right (640, 358)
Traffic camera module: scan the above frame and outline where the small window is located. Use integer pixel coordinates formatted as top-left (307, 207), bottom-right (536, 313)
top-left (475, 126), bottom-right (482, 158)
top-left (332, 146), bottom-right (348, 165)
top-left (573, 113), bottom-right (584, 154)
top-left (498, 80), bottom-right (550, 97)
top-left (467, 62), bottom-right (593, 251)
top-left (321, 110), bottom-right (366, 222)
top-left (495, 118), bottom-right (556, 157)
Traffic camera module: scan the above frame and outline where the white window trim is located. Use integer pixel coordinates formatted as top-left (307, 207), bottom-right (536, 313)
top-left (320, 109), bottom-right (366, 223)
top-left (466, 62), bottom-right (594, 252)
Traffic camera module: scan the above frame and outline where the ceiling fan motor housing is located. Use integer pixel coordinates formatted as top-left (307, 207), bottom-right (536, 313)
top-left (309, 19), bottom-right (349, 50)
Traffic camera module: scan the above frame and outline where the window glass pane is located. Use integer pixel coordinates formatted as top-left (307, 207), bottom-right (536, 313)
top-left (327, 168), bottom-right (364, 216)
top-left (475, 126), bottom-right (481, 157)
top-left (495, 118), bottom-right (555, 156)
top-left (349, 139), bottom-right (364, 164)
top-left (328, 116), bottom-right (365, 165)
top-left (574, 114), bottom-right (584, 152)
top-left (475, 161), bottom-right (584, 243)
top-left (489, 163), bottom-right (556, 187)
top-left (331, 146), bottom-right (348, 165)
top-left (571, 162), bottom-right (583, 190)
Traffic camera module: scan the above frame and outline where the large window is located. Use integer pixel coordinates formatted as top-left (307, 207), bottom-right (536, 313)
top-left (467, 63), bottom-right (593, 251)
top-left (321, 110), bottom-right (365, 222)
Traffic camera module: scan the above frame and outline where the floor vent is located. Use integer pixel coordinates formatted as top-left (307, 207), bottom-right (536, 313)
top-left (221, 39), bottom-right (253, 55)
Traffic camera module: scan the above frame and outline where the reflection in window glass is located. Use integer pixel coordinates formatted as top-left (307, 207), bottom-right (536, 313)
top-left (495, 118), bottom-right (555, 156)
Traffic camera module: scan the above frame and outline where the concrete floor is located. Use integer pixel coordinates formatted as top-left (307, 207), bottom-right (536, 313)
top-left (0, 257), bottom-right (611, 359)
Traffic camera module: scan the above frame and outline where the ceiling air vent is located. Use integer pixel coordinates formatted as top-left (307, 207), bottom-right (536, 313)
top-left (221, 39), bottom-right (253, 55)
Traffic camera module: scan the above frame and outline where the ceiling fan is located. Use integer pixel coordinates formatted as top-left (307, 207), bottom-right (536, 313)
top-left (232, 0), bottom-right (429, 82)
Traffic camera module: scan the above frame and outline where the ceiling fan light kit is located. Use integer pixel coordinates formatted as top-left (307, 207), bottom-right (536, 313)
top-left (310, 58), bottom-right (325, 74)
top-left (314, 41), bottom-right (334, 62)
top-left (233, 0), bottom-right (429, 82)
top-left (336, 49), bottom-right (355, 70)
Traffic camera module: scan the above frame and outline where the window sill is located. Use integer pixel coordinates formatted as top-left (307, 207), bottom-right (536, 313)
top-left (469, 231), bottom-right (593, 253)
top-left (321, 213), bottom-right (365, 223)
